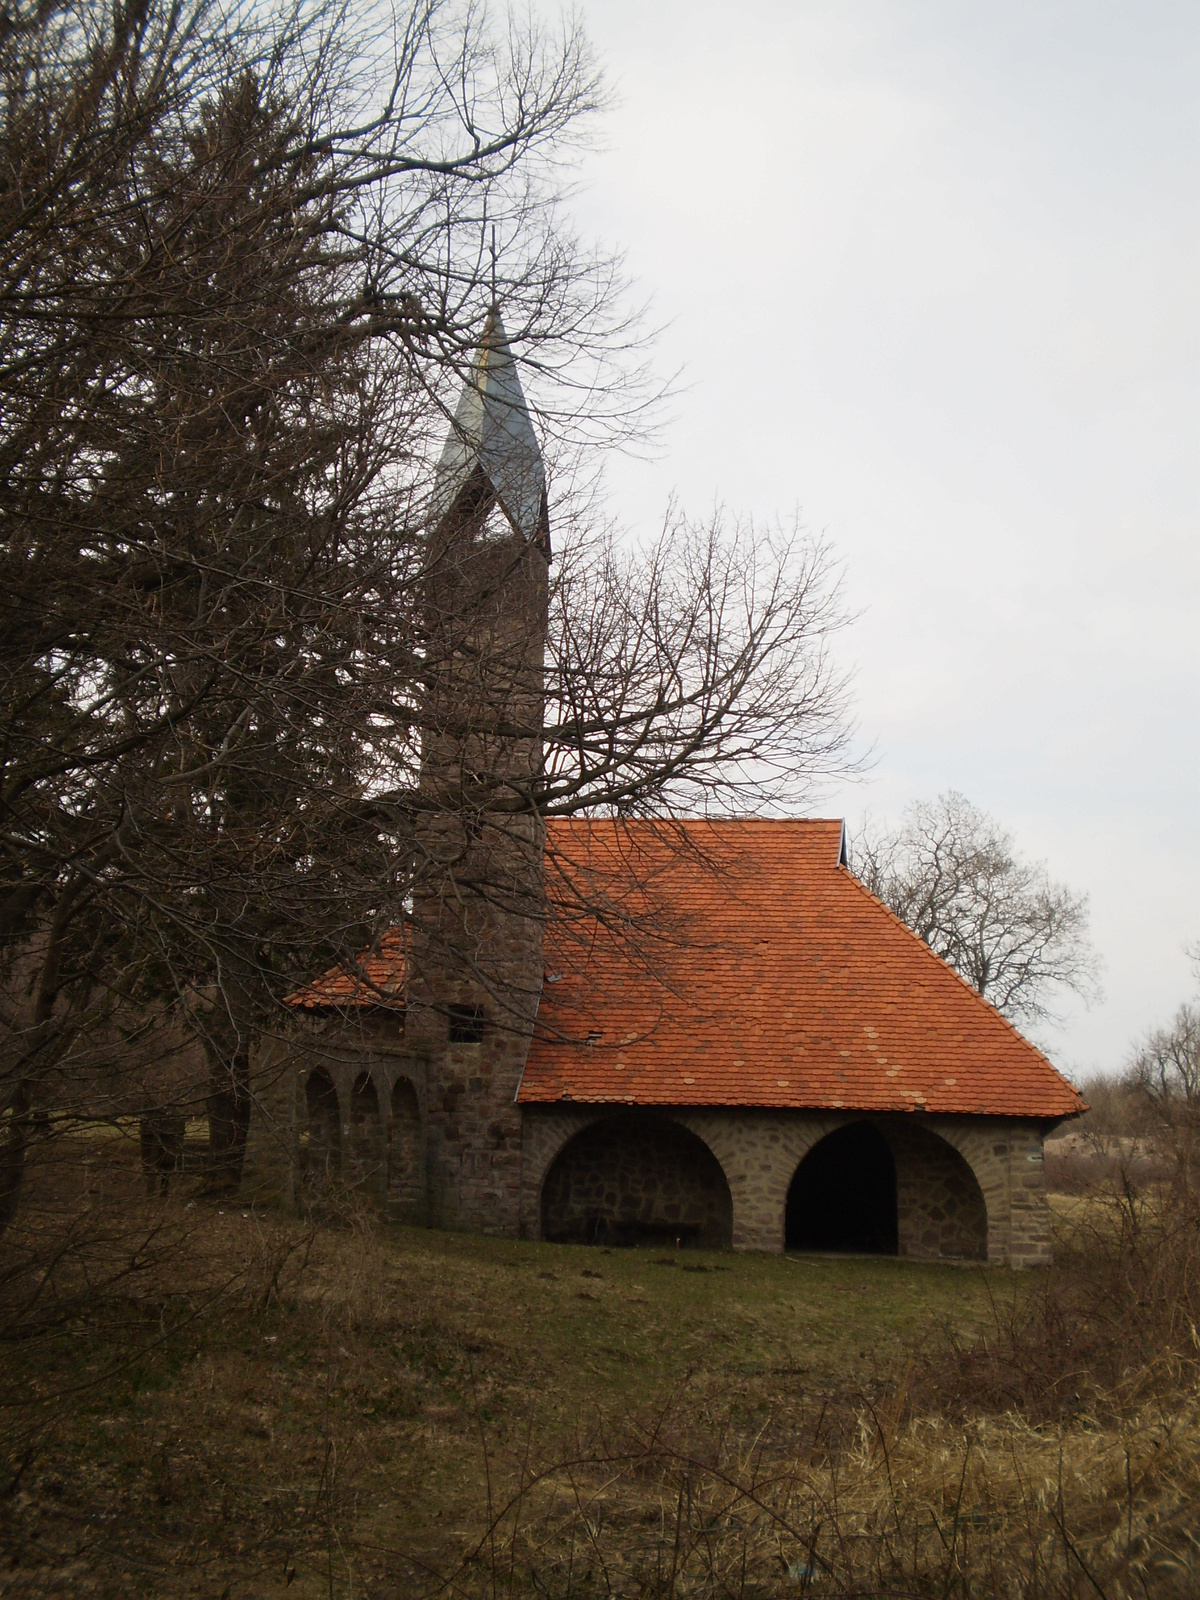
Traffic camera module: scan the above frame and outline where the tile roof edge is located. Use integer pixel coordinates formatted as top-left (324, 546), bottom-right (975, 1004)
top-left (836, 863), bottom-right (1086, 1113)
top-left (284, 931), bottom-right (409, 1011)
top-left (518, 1091), bottom-right (1076, 1121)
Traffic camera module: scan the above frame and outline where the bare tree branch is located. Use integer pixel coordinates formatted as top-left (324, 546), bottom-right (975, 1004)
top-left (851, 792), bottom-right (1101, 1026)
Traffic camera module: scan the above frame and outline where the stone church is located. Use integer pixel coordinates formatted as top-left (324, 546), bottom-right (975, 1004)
top-left (259, 313), bottom-right (1084, 1267)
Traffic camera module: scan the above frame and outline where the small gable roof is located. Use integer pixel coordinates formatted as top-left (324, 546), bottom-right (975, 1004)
top-left (287, 930), bottom-right (406, 1011)
top-left (520, 818), bottom-right (1084, 1122)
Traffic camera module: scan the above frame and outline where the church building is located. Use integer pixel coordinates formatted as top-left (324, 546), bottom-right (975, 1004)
top-left (265, 314), bottom-right (1084, 1267)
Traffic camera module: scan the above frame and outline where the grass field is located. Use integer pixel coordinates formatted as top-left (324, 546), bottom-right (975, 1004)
top-left (2, 1186), bottom-right (1197, 1598)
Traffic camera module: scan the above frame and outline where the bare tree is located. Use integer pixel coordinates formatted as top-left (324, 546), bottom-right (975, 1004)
top-left (0, 0), bottom-right (638, 1218)
top-left (1130, 1006), bottom-right (1200, 1115)
top-left (852, 792), bottom-right (1100, 1026)
top-left (0, 0), bottom-right (855, 1242)
top-left (542, 516), bottom-right (851, 817)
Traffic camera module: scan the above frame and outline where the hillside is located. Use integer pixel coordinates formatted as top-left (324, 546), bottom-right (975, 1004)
top-left (3, 1178), bottom-right (1198, 1597)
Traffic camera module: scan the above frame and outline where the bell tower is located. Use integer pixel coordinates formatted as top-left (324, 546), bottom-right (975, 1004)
top-left (407, 311), bottom-right (549, 1234)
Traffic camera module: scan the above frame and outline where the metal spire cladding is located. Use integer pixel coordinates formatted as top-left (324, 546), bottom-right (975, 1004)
top-left (431, 309), bottom-right (550, 552)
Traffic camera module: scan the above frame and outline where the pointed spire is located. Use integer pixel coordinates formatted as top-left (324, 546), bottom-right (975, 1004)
top-left (431, 309), bottom-right (549, 551)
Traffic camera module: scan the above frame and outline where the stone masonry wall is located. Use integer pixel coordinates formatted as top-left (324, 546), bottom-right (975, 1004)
top-left (409, 507), bottom-right (548, 1238)
top-left (413, 1006), bottom-right (536, 1235)
top-left (521, 1106), bottom-right (1056, 1266)
top-left (249, 1027), bottom-right (1055, 1265)
top-left (244, 1016), bottom-right (426, 1219)
top-left (889, 1121), bottom-right (988, 1260)
top-left (388, 1078), bottom-right (423, 1223)
top-left (540, 1113), bottom-right (733, 1249)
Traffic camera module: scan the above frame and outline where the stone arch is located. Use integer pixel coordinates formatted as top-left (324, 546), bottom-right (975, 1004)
top-left (889, 1121), bottom-right (989, 1261)
top-left (347, 1071), bottom-right (383, 1194)
top-left (540, 1113), bottom-right (733, 1250)
top-left (302, 1068), bottom-right (341, 1198)
top-left (786, 1120), bottom-right (899, 1254)
top-left (388, 1077), bottom-right (422, 1221)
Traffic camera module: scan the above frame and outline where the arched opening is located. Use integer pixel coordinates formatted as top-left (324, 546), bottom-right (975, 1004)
top-left (891, 1124), bottom-right (989, 1261)
top-left (388, 1077), bottom-right (422, 1220)
top-left (786, 1122), bottom-right (898, 1254)
top-left (541, 1115), bottom-right (733, 1250)
top-left (347, 1071), bottom-right (382, 1192)
top-left (303, 1068), bottom-right (341, 1198)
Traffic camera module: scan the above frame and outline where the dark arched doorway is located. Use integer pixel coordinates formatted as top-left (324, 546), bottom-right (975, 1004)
top-left (541, 1115), bottom-right (733, 1250)
top-left (786, 1122), bottom-right (898, 1254)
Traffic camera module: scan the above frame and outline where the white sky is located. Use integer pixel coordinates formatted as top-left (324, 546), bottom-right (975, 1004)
top-left (566, 0), bottom-right (1200, 1079)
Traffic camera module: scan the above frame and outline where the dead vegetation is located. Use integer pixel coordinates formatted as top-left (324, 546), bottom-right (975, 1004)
top-left (462, 1393), bottom-right (1200, 1600)
top-left (1, 1125), bottom-right (1198, 1598)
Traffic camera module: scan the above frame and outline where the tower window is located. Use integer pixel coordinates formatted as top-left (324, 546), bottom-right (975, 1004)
top-left (478, 501), bottom-right (516, 543)
top-left (448, 1004), bottom-right (487, 1044)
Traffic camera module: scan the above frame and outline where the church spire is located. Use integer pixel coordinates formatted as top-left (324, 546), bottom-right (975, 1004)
top-left (431, 309), bottom-right (550, 553)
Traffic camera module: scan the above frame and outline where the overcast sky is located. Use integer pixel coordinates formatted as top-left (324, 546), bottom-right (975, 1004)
top-left (564, 0), bottom-right (1199, 1078)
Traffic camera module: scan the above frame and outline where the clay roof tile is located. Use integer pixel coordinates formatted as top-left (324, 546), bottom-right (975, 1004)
top-left (519, 818), bottom-right (1084, 1121)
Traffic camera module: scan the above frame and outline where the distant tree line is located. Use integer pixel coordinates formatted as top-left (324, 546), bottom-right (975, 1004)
top-left (1076, 974), bottom-right (1200, 1142)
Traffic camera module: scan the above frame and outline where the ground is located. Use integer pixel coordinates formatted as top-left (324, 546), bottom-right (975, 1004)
top-left (3, 1172), bottom-right (1197, 1598)
top-left (0, 1210), bottom-right (1003, 1598)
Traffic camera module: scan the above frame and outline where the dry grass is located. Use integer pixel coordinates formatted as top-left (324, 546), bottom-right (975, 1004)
top-left (1, 1142), bottom-right (1198, 1597)
top-left (464, 1392), bottom-right (1200, 1599)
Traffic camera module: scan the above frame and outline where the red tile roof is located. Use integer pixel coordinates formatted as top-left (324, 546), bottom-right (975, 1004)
top-left (287, 930), bottom-right (406, 1010)
top-left (520, 818), bottom-right (1084, 1121)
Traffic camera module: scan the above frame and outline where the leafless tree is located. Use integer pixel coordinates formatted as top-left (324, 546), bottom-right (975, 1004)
top-left (0, 0), bottom-right (638, 1220)
top-left (0, 0), bottom-right (855, 1246)
top-left (542, 516), bottom-right (851, 817)
top-left (852, 792), bottom-right (1100, 1026)
top-left (1130, 1006), bottom-right (1200, 1116)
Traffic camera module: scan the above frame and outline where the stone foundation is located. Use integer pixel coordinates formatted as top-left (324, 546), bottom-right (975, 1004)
top-left (522, 1105), bottom-right (1056, 1267)
top-left (250, 1046), bottom-right (1057, 1267)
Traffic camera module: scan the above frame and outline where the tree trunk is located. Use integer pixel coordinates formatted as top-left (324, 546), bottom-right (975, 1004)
top-left (204, 1044), bottom-right (253, 1196)
top-left (0, 1082), bottom-right (32, 1238)
top-left (0, 899), bottom-right (79, 1239)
